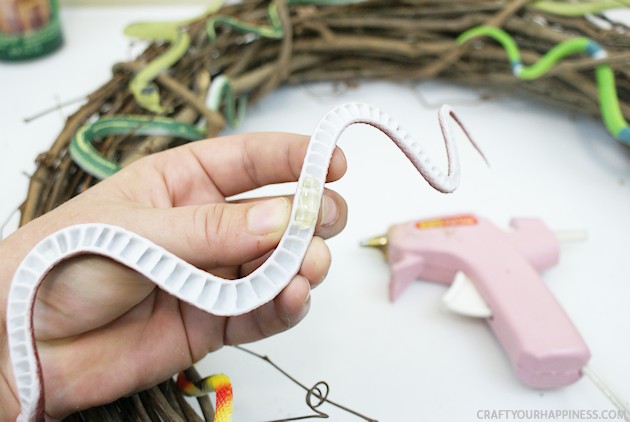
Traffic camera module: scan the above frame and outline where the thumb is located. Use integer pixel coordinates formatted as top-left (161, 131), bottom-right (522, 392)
top-left (133, 197), bottom-right (292, 269)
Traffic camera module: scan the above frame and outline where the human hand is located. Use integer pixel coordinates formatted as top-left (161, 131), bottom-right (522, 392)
top-left (0, 132), bottom-right (348, 419)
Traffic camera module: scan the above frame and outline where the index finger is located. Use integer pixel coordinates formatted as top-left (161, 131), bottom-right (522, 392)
top-left (127, 132), bottom-right (347, 207)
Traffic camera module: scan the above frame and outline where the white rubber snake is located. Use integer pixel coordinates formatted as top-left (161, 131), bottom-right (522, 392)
top-left (6, 102), bottom-right (483, 421)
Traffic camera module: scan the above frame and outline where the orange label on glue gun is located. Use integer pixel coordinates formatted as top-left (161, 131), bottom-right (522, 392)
top-left (415, 214), bottom-right (478, 230)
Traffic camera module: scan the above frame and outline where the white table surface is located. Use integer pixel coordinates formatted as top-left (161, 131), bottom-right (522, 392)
top-left (1, 5), bottom-right (629, 422)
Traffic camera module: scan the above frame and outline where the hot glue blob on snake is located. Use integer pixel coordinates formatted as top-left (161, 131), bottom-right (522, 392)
top-left (7, 102), bottom-right (485, 421)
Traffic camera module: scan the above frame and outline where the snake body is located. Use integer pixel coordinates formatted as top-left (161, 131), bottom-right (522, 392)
top-left (70, 115), bottom-right (206, 179)
top-left (7, 102), bottom-right (481, 421)
top-left (68, 76), bottom-right (247, 180)
top-left (457, 26), bottom-right (630, 146)
top-left (532, 1), bottom-right (627, 16)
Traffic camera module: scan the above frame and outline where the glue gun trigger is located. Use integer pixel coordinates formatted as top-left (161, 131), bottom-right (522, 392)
top-left (442, 272), bottom-right (493, 318)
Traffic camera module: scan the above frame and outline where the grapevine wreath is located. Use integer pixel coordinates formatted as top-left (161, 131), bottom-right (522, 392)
top-left (13, 0), bottom-right (630, 420)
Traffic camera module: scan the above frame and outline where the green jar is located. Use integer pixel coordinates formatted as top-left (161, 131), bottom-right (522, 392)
top-left (0, 0), bottom-right (63, 61)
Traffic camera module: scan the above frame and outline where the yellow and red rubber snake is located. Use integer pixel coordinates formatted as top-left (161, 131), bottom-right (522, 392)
top-left (177, 372), bottom-right (233, 422)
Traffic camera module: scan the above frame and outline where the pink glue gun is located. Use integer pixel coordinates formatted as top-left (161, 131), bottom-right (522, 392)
top-left (362, 214), bottom-right (590, 389)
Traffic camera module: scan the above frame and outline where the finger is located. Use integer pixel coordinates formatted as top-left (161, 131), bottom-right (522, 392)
top-left (223, 274), bottom-right (311, 347)
top-left (217, 239), bottom-right (330, 346)
top-left (115, 132), bottom-right (347, 207)
top-left (298, 237), bottom-right (331, 290)
top-left (226, 275), bottom-right (311, 345)
top-left (185, 132), bottom-right (347, 197)
top-left (240, 236), bottom-right (331, 290)
top-left (179, 273), bottom-right (311, 360)
top-left (236, 189), bottom-right (344, 278)
top-left (315, 189), bottom-right (348, 240)
top-left (130, 197), bottom-right (292, 268)
top-left (125, 238), bottom-right (327, 360)
top-left (120, 188), bottom-right (346, 269)
top-left (230, 188), bottom-right (348, 240)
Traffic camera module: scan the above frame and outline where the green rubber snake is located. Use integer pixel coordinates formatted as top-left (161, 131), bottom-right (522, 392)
top-left (125, 0), bottom-right (225, 114)
top-left (70, 71), bottom-right (246, 179)
top-left (532, 0), bottom-right (628, 16)
top-left (207, 75), bottom-right (247, 128)
top-left (70, 116), bottom-right (206, 180)
top-left (128, 0), bottom-right (365, 117)
top-left (457, 25), bottom-right (630, 146)
top-left (125, 23), bottom-right (190, 114)
top-left (207, 0), bottom-right (367, 41)
top-left (126, 0), bottom-right (365, 113)
top-left (207, 1), bottom-right (283, 40)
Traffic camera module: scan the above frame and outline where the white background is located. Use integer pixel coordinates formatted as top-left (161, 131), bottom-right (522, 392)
top-left (1, 5), bottom-right (629, 422)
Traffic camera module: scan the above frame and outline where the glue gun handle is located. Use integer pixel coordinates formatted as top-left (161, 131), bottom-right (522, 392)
top-left (469, 245), bottom-right (590, 389)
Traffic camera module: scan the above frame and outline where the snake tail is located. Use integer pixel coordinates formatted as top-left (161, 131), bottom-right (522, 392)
top-left (596, 65), bottom-right (630, 144)
top-left (207, 1), bottom-right (283, 41)
top-left (457, 25), bottom-right (630, 146)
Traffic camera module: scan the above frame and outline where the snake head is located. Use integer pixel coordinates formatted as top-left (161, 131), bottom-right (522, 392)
top-left (130, 81), bottom-right (164, 114)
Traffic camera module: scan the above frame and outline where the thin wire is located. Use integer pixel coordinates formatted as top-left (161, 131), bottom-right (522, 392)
top-left (0, 204), bottom-right (21, 240)
top-left (582, 365), bottom-right (630, 421)
top-left (299, 81), bottom-right (350, 103)
top-left (234, 346), bottom-right (378, 422)
top-left (409, 82), bottom-right (506, 110)
top-left (23, 95), bottom-right (87, 123)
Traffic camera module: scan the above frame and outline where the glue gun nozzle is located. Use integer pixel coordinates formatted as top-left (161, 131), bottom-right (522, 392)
top-left (359, 235), bottom-right (388, 249)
